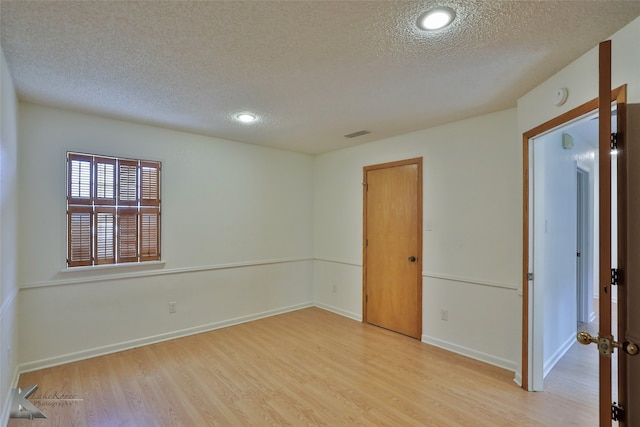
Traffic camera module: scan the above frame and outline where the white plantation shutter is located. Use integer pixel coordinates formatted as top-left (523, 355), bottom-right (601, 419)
top-left (67, 152), bottom-right (161, 267)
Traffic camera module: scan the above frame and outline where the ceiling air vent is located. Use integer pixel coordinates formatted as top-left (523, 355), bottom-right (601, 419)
top-left (344, 130), bottom-right (371, 138)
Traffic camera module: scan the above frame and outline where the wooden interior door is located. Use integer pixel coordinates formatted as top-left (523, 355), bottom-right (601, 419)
top-left (619, 103), bottom-right (639, 427)
top-left (363, 158), bottom-right (422, 339)
top-left (596, 40), bottom-right (638, 427)
top-left (597, 40), bottom-right (614, 426)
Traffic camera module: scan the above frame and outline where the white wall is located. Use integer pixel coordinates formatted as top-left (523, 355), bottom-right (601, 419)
top-left (539, 132), bottom-right (577, 375)
top-left (0, 47), bottom-right (20, 424)
top-left (518, 16), bottom-right (640, 130)
top-left (313, 109), bottom-right (522, 372)
top-left (17, 103), bottom-right (314, 370)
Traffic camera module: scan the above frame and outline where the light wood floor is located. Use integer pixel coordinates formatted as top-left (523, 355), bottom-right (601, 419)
top-left (540, 301), bottom-right (616, 427)
top-left (10, 308), bottom-right (598, 426)
top-left (544, 326), bottom-right (599, 426)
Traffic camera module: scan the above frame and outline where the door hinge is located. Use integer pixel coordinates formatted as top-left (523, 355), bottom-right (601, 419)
top-left (612, 402), bottom-right (625, 422)
top-left (362, 182), bottom-right (368, 191)
top-left (611, 132), bottom-right (619, 150)
top-left (611, 268), bottom-right (621, 286)
top-left (365, 294), bottom-right (368, 303)
top-left (527, 272), bottom-right (534, 281)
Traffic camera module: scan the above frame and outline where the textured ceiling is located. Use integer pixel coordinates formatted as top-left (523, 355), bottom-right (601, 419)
top-left (2, 1), bottom-right (640, 154)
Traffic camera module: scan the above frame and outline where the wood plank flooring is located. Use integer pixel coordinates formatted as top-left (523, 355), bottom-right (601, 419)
top-left (9, 308), bottom-right (598, 426)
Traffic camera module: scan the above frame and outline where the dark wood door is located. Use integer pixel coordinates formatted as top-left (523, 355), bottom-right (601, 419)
top-left (596, 40), bottom-right (639, 427)
top-left (619, 103), bottom-right (639, 427)
top-left (597, 40), bottom-right (614, 426)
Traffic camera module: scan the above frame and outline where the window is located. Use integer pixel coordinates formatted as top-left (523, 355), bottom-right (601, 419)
top-left (67, 152), bottom-right (161, 267)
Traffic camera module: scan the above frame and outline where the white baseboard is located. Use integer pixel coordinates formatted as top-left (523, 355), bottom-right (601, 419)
top-left (18, 302), bottom-right (313, 374)
top-left (421, 335), bottom-right (517, 373)
top-left (316, 308), bottom-right (519, 378)
top-left (543, 333), bottom-right (575, 378)
top-left (313, 302), bottom-right (361, 322)
top-left (513, 372), bottom-right (523, 387)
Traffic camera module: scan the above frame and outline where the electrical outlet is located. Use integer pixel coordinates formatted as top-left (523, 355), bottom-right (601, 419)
top-left (169, 301), bottom-right (177, 313)
top-left (440, 309), bottom-right (448, 321)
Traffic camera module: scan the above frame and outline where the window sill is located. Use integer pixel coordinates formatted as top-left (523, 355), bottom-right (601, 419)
top-left (60, 260), bottom-right (166, 274)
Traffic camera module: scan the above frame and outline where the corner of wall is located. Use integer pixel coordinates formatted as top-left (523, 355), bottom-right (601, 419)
top-left (0, 45), bottom-right (21, 427)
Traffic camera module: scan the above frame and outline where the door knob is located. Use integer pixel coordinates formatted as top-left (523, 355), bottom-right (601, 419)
top-left (577, 331), bottom-right (639, 356)
top-left (626, 341), bottom-right (640, 356)
top-left (408, 256), bottom-right (416, 262)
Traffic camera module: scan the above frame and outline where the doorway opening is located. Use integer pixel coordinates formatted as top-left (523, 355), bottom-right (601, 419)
top-left (529, 110), bottom-right (602, 394)
top-left (522, 84), bottom-right (626, 426)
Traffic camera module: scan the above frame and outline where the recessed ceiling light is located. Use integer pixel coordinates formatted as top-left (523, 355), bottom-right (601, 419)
top-left (235, 113), bottom-right (257, 123)
top-left (417, 7), bottom-right (456, 31)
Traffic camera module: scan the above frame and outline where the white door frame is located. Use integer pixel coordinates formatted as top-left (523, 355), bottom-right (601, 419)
top-left (576, 166), bottom-right (592, 324)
